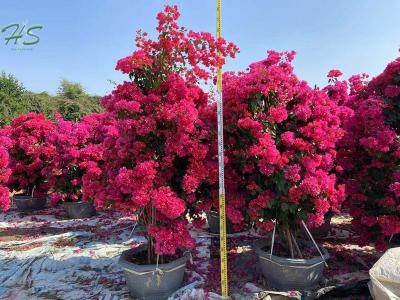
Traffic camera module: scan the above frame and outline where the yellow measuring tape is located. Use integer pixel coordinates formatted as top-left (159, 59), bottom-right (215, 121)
top-left (216, 0), bottom-right (228, 297)
top-left (216, 0), bottom-right (223, 93)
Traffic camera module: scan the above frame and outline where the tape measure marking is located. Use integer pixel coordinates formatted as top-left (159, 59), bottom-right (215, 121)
top-left (216, 0), bottom-right (228, 297)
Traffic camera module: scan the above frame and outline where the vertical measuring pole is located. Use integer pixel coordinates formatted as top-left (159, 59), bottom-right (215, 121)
top-left (216, 0), bottom-right (228, 297)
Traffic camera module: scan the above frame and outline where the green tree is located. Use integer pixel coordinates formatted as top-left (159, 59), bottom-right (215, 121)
top-left (57, 80), bottom-right (86, 100)
top-left (0, 74), bottom-right (103, 125)
top-left (0, 72), bottom-right (32, 126)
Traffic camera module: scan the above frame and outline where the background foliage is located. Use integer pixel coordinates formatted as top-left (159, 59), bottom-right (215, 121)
top-left (0, 73), bottom-right (102, 125)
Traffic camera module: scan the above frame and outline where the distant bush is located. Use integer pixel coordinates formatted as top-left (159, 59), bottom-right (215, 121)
top-left (57, 80), bottom-right (86, 100)
top-left (0, 74), bottom-right (102, 125)
top-left (28, 89), bottom-right (103, 121)
top-left (0, 73), bottom-right (31, 126)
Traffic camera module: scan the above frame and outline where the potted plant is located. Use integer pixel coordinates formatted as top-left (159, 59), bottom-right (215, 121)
top-left (46, 115), bottom-right (96, 219)
top-left (336, 57), bottom-right (400, 251)
top-left (81, 6), bottom-right (238, 299)
top-left (221, 51), bottom-right (348, 290)
top-left (6, 113), bottom-right (55, 212)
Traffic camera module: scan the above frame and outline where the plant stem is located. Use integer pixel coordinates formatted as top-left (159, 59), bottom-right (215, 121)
top-left (291, 231), bottom-right (303, 259)
top-left (147, 241), bottom-right (151, 265)
top-left (149, 206), bottom-right (156, 264)
top-left (285, 228), bottom-right (295, 259)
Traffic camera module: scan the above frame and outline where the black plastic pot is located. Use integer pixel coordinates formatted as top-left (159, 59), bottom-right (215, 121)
top-left (63, 201), bottom-right (95, 219)
top-left (13, 195), bottom-right (47, 212)
top-left (207, 211), bottom-right (234, 234)
top-left (254, 238), bottom-right (329, 290)
top-left (119, 245), bottom-right (190, 300)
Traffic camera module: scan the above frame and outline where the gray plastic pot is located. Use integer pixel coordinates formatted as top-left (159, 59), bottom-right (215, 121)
top-left (207, 211), bottom-right (234, 234)
top-left (119, 245), bottom-right (190, 300)
top-left (254, 238), bottom-right (329, 290)
top-left (13, 195), bottom-right (47, 212)
top-left (63, 201), bottom-right (95, 219)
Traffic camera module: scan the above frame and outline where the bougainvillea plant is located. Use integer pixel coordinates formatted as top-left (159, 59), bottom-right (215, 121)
top-left (337, 57), bottom-right (400, 251)
top-left (0, 128), bottom-right (12, 211)
top-left (46, 114), bottom-right (100, 206)
top-left (83, 5), bottom-right (238, 263)
top-left (79, 112), bottom-right (116, 208)
top-left (218, 51), bottom-right (348, 257)
top-left (6, 113), bottom-right (55, 198)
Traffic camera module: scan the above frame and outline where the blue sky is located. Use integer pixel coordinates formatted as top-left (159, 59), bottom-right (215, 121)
top-left (1, 0), bottom-right (399, 96)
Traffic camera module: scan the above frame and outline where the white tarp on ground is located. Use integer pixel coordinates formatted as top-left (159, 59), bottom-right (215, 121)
top-left (0, 208), bottom-right (145, 299)
top-left (0, 207), bottom-right (214, 300)
top-left (0, 208), bottom-right (379, 300)
top-left (369, 247), bottom-right (400, 300)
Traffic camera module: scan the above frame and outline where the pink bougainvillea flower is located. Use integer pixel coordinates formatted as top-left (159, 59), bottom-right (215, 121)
top-left (327, 69), bottom-right (343, 78)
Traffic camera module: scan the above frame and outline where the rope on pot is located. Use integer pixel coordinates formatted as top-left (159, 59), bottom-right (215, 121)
top-left (124, 262), bottom-right (187, 276)
top-left (183, 250), bottom-right (193, 264)
top-left (389, 234), bottom-right (394, 244)
top-left (270, 219), bottom-right (277, 258)
top-left (31, 185), bottom-right (36, 198)
top-left (128, 208), bottom-right (144, 238)
top-left (301, 220), bottom-right (328, 267)
top-left (151, 251), bottom-right (192, 277)
top-left (143, 254), bottom-right (164, 288)
top-left (153, 254), bottom-right (164, 275)
top-left (123, 250), bottom-right (192, 288)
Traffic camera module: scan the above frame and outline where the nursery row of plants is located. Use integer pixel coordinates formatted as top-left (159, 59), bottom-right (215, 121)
top-left (0, 5), bottom-right (399, 298)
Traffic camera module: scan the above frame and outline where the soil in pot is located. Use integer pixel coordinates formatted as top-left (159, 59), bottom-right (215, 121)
top-left (254, 238), bottom-right (329, 291)
top-left (262, 238), bottom-right (319, 259)
top-left (13, 195), bottom-right (47, 212)
top-left (207, 211), bottom-right (234, 234)
top-left (119, 246), bottom-right (189, 300)
top-left (63, 201), bottom-right (95, 219)
top-left (127, 249), bottom-right (182, 265)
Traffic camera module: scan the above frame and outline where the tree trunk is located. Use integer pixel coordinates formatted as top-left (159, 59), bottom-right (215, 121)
top-left (291, 231), bottom-right (303, 259)
top-left (285, 227), bottom-right (295, 259)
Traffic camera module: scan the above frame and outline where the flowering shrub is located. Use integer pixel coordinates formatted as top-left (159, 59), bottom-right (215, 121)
top-left (84, 5), bottom-right (238, 261)
top-left (216, 51), bottom-right (347, 256)
top-left (0, 129), bottom-right (11, 211)
top-left (46, 114), bottom-right (100, 206)
top-left (6, 113), bottom-right (55, 197)
top-left (79, 112), bottom-right (116, 208)
top-left (337, 57), bottom-right (400, 251)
